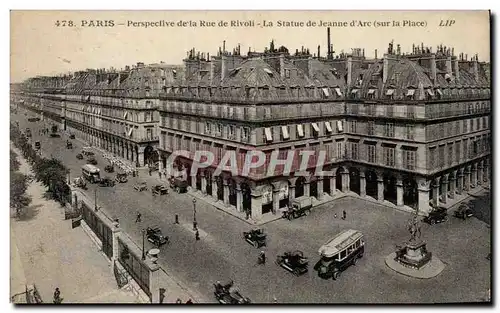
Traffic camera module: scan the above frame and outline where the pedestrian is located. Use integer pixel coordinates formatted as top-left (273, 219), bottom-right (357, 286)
top-left (259, 251), bottom-right (266, 265)
top-left (195, 230), bottom-right (200, 241)
top-left (175, 214), bottom-right (179, 224)
top-left (135, 212), bottom-right (142, 223)
top-left (175, 298), bottom-right (182, 304)
top-left (334, 213), bottom-right (337, 219)
top-left (342, 210), bottom-right (346, 220)
top-left (53, 287), bottom-right (62, 304)
top-left (186, 299), bottom-right (193, 304)
top-left (159, 171), bottom-right (162, 179)
top-left (245, 209), bottom-right (250, 220)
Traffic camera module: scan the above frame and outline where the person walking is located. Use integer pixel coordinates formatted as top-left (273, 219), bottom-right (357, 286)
top-left (135, 212), bottom-right (142, 223)
top-left (342, 210), bottom-right (346, 220)
top-left (195, 230), bottom-right (200, 241)
top-left (53, 288), bottom-right (62, 304)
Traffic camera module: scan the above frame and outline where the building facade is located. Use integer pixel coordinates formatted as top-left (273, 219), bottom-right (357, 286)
top-left (12, 29), bottom-right (491, 221)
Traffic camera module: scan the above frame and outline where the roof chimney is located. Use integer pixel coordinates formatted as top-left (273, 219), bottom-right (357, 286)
top-left (347, 56), bottom-right (353, 86)
top-left (210, 60), bottom-right (215, 83)
top-left (223, 41), bottom-right (226, 54)
top-left (383, 56), bottom-right (389, 84)
top-left (446, 56), bottom-right (452, 76)
top-left (280, 54), bottom-right (285, 78)
top-left (430, 54), bottom-right (437, 82)
top-left (375, 49), bottom-right (378, 60)
top-left (318, 45), bottom-right (321, 59)
top-left (327, 27), bottom-right (331, 59)
top-left (454, 57), bottom-right (460, 81)
top-left (221, 55), bottom-right (227, 81)
top-left (472, 57), bottom-right (479, 81)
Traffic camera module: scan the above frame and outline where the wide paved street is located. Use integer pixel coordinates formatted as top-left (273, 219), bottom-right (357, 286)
top-left (13, 111), bottom-right (491, 303)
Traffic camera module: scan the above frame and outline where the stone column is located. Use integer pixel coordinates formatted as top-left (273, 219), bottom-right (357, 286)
top-left (137, 150), bottom-right (144, 167)
top-left (449, 173), bottom-right (456, 199)
top-left (377, 178), bottom-right (384, 201)
top-left (121, 142), bottom-right (125, 158)
top-left (251, 193), bottom-right (263, 220)
top-left (342, 169), bottom-right (349, 193)
top-left (288, 178), bottom-right (296, 203)
top-left (477, 162), bottom-right (483, 185)
top-left (223, 179), bottom-right (230, 207)
top-left (130, 146), bottom-right (135, 163)
top-left (417, 180), bottom-right (431, 216)
top-left (212, 178), bottom-right (219, 201)
top-left (483, 161), bottom-right (489, 183)
top-left (303, 180), bottom-right (310, 197)
top-left (201, 175), bottom-right (207, 195)
top-left (471, 164), bottom-right (477, 188)
top-left (148, 262), bottom-right (161, 303)
top-left (432, 178), bottom-right (439, 206)
top-left (191, 174), bottom-right (197, 190)
top-left (111, 221), bottom-right (121, 262)
top-left (272, 187), bottom-right (280, 214)
top-left (457, 170), bottom-right (464, 195)
top-left (236, 184), bottom-right (243, 212)
top-left (396, 178), bottom-right (404, 207)
top-left (330, 175), bottom-right (337, 196)
top-left (441, 176), bottom-right (448, 204)
top-left (359, 172), bottom-right (366, 197)
top-left (317, 179), bottom-right (324, 200)
top-left (464, 166), bottom-right (471, 191)
top-left (126, 144), bottom-right (130, 160)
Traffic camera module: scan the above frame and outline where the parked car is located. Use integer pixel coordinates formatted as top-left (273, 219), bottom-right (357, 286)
top-left (243, 229), bottom-right (267, 248)
top-left (87, 157), bottom-right (98, 165)
top-left (134, 182), bottom-right (148, 192)
top-left (69, 134), bottom-right (76, 139)
top-left (213, 281), bottom-right (251, 304)
top-left (115, 172), bottom-right (128, 183)
top-left (283, 196), bottom-right (312, 220)
top-left (76, 153), bottom-right (84, 160)
top-left (34, 141), bottom-right (41, 150)
top-left (170, 177), bottom-right (188, 193)
top-left (276, 250), bottom-right (309, 276)
top-left (146, 226), bottom-right (169, 246)
top-left (28, 117), bottom-right (40, 122)
top-left (152, 184), bottom-right (168, 196)
top-left (66, 141), bottom-right (73, 149)
top-left (423, 207), bottom-right (448, 225)
top-left (49, 133), bottom-right (60, 138)
top-left (99, 177), bottom-right (115, 187)
top-left (316, 229), bottom-right (365, 280)
top-left (104, 165), bottom-right (114, 173)
top-left (454, 204), bottom-right (473, 220)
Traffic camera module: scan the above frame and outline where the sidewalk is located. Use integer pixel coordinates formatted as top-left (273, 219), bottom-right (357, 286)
top-left (10, 145), bottom-right (143, 303)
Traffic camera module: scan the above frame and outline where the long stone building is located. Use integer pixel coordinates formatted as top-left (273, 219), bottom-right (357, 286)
top-left (11, 28), bottom-right (491, 221)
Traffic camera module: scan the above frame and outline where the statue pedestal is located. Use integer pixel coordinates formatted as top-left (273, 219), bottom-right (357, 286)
top-left (385, 240), bottom-right (445, 279)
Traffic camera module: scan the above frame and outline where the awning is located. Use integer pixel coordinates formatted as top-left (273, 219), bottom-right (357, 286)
top-left (337, 121), bottom-right (343, 132)
top-left (436, 89), bottom-right (443, 96)
top-left (427, 89), bottom-right (435, 96)
top-left (297, 124), bottom-right (304, 137)
top-left (312, 122), bottom-right (320, 133)
top-left (127, 127), bottom-right (133, 137)
top-left (386, 89), bottom-right (395, 96)
top-left (264, 127), bottom-right (273, 142)
top-left (281, 126), bottom-right (289, 140)
top-left (325, 121), bottom-right (333, 132)
top-left (322, 88), bottom-right (330, 97)
top-left (368, 89), bottom-right (376, 95)
top-left (335, 87), bottom-right (342, 96)
top-left (407, 89), bottom-right (415, 96)
top-left (123, 111), bottom-right (128, 119)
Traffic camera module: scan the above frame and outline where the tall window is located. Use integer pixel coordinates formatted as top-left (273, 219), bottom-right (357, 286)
top-left (438, 145), bottom-right (445, 167)
top-left (406, 125), bottom-right (414, 140)
top-left (429, 147), bottom-right (437, 169)
top-left (455, 142), bottom-right (461, 163)
top-left (350, 121), bottom-right (357, 133)
top-left (367, 144), bottom-right (377, 163)
top-left (385, 123), bottom-right (395, 137)
top-left (205, 122), bottom-right (210, 134)
top-left (463, 119), bottom-right (468, 133)
top-left (228, 125), bottom-right (235, 139)
top-left (455, 120), bottom-right (460, 135)
top-left (241, 127), bottom-right (250, 142)
top-left (447, 144), bottom-right (453, 166)
top-left (336, 141), bottom-right (343, 159)
top-left (439, 123), bottom-right (445, 138)
top-left (463, 140), bottom-right (468, 160)
top-left (383, 146), bottom-right (395, 167)
top-left (402, 149), bottom-right (416, 170)
top-left (350, 142), bottom-right (359, 160)
top-left (367, 121), bottom-right (375, 136)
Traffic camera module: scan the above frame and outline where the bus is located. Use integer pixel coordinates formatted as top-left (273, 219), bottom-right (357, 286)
top-left (81, 164), bottom-right (101, 183)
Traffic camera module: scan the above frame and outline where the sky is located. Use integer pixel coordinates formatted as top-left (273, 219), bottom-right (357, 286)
top-left (10, 10), bottom-right (490, 83)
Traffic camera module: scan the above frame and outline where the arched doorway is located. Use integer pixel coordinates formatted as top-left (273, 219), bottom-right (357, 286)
top-left (384, 174), bottom-right (397, 205)
top-left (216, 176), bottom-right (224, 201)
top-left (349, 167), bottom-right (360, 195)
top-left (241, 182), bottom-right (252, 215)
top-left (403, 177), bottom-right (418, 209)
top-left (336, 168), bottom-right (343, 192)
top-left (205, 170), bottom-right (213, 195)
top-left (366, 170), bottom-right (378, 199)
top-left (310, 178), bottom-right (318, 199)
top-left (144, 145), bottom-right (159, 167)
top-left (323, 175), bottom-right (331, 195)
top-left (295, 177), bottom-right (306, 198)
top-left (228, 179), bottom-right (237, 207)
top-left (195, 171), bottom-right (202, 191)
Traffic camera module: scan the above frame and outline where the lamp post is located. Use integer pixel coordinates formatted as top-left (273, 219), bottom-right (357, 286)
top-left (192, 198), bottom-right (197, 231)
top-left (141, 229), bottom-right (146, 260)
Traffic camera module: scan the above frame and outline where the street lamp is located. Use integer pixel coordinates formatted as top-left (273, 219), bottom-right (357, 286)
top-left (141, 229), bottom-right (146, 260)
top-left (192, 198), bottom-right (197, 231)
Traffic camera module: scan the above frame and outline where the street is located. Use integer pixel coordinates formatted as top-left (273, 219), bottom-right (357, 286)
top-left (13, 111), bottom-right (492, 303)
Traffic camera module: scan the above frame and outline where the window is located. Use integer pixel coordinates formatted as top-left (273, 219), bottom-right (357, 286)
top-left (383, 146), bottom-right (395, 167)
top-left (281, 126), bottom-right (290, 140)
top-left (367, 121), bottom-right (375, 136)
top-left (336, 141), bottom-right (343, 159)
top-left (455, 121), bottom-right (460, 135)
top-left (350, 121), bottom-right (357, 133)
top-left (205, 122), bottom-right (211, 134)
top-left (384, 123), bottom-right (394, 137)
top-left (285, 69), bottom-right (290, 78)
top-left (367, 89), bottom-right (377, 99)
top-left (217, 124), bottom-right (223, 135)
top-left (402, 148), bottom-right (416, 170)
top-left (325, 122), bottom-right (333, 133)
top-left (337, 120), bottom-right (343, 132)
top-left (455, 142), bottom-right (461, 163)
top-left (311, 122), bottom-right (320, 136)
top-left (264, 127), bottom-right (273, 142)
top-left (297, 124), bottom-right (305, 137)
top-left (386, 88), bottom-right (395, 100)
top-left (367, 144), bottom-right (376, 163)
top-left (350, 142), bottom-right (359, 160)
top-left (228, 125), bottom-right (235, 139)
top-left (406, 89), bottom-right (415, 100)
top-left (241, 127), bottom-right (250, 142)
top-left (438, 145), bottom-right (445, 167)
top-left (426, 88), bottom-right (434, 100)
top-left (406, 125), bottom-right (414, 140)
top-left (447, 144), bottom-right (453, 166)
top-left (463, 140), bottom-right (468, 160)
top-left (429, 147), bottom-right (437, 169)
top-left (463, 120), bottom-right (468, 133)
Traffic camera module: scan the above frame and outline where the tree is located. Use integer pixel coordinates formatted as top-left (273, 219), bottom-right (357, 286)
top-left (10, 150), bottom-right (20, 172)
top-left (10, 171), bottom-right (32, 215)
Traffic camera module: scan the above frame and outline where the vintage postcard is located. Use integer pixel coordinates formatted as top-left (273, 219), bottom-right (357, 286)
top-left (9, 10), bottom-right (491, 304)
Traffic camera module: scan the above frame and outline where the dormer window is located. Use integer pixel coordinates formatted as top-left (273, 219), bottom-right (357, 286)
top-left (406, 89), bottom-right (415, 100)
top-left (322, 87), bottom-right (330, 98)
top-left (435, 88), bottom-right (443, 99)
top-left (367, 89), bottom-right (377, 99)
top-left (385, 88), bottom-right (395, 100)
top-left (229, 67), bottom-right (241, 77)
top-left (264, 68), bottom-right (273, 77)
top-left (285, 69), bottom-right (290, 78)
top-left (334, 87), bottom-right (342, 97)
top-left (351, 89), bottom-right (359, 99)
top-left (172, 69), bottom-right (177, 79)
top-left (426, 88), bottom-right (434, 100)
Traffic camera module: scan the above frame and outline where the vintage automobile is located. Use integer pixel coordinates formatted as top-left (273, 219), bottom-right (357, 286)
top-left (66, 141), bottom-right (73, 149)
top-left (49, 133), bottom-right (60, 138)
top-left (73, 177), bottom-right (87, 190)
top-left (99, 177), bottom-right (116, 187)
top-left (34, 141), bottom-right (41, 150)
top-left (133, 182), bottom-right (148, 192)
top-left (170, 177), bottom-right (188, 193)
top-left (115, 172), bottom-right (128, 183)
top-left (454, 204), bottom-right (474, 220)
top-left (282, 196), bottom-right (312, 220)
top-left (243, 229), bottom-right (267, 248)
top-left (146, 226), bottom-right (169, 246)
top-left (69, 134), bottom-right (76, 139)
top-left (27, 117), bottom-right (40, 122)
top-left (276, 250), bottom-right (309, 276)
top-left (76, 153), bottom-right (84, 160)
top-left (104, 165), bottom-right (114, 173)
top-left (26, 128), bottom-right (32, 137)
top-left (87, 157), bottom-right (98, 165)
top-left (213, 281), bottom-right (251, 304)
top-left (316, 229), bottom-right (365, 280)
top-left (423, 207), bottom-right (448, 225)
top-left (152, 184), bottom-right (169, 196)
top-left (82, 147), bottom-right (94, 156)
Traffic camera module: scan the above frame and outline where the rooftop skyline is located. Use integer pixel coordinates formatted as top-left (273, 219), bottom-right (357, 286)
top-left (10, 10), bottom-right (490, 83)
